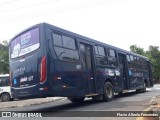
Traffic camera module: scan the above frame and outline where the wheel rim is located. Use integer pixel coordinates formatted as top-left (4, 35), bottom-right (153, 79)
top-left (2, 94), bottom-right (10, 101)
top-left (106, 85), bottom-right (113, 98)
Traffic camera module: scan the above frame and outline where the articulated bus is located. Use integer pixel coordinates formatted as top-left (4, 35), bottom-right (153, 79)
top-left (9, 23), bottom-right (153, 102)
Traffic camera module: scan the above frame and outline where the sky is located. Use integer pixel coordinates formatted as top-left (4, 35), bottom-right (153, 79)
top-left (0, 0), bottom-right (160, 51)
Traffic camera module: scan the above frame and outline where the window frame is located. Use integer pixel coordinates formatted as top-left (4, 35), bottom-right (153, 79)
top-left (52, 32), bottom-right (80, 62)
top-left (108, 49), bottom-right (116, 58)
top-left (52, 32), bottom-right (77, 50)
top-left (52, 33), bottom-right (63, 47)
top-left (0, 77), bottom-right (10, 87)
top-left (94, 45), bottom-right (108, 66)
top-left (108, 48), bottom-right (118, 67)
top-left (62, 35), bottom-right (76, 50)
top-left (97, 46), bottom-right (105, 56)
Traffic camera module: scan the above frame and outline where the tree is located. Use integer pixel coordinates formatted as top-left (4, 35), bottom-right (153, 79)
top-left (130, 44), bottom-right (145, 55)
top-left (2, 40), bottom-right (9, 47)
top-left (146, 46), bottom-right (160, 81)
top-left (0, 40), bottom-right (9, 74)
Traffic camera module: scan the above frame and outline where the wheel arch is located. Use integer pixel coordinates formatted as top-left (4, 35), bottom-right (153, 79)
top-left (0, 92), bottom-right (11, 100)
top-left (0, 92), bottom-right (10, 97)
top-left (103, 77), bottom-right (115, 92)
top-left (104, 78), bottom-right (114, 87)
top-left (103, 78), bottom-right (114, 101)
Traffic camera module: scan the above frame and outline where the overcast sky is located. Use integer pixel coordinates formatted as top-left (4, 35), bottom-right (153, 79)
top-left (0, 0), bottom-right (160, 51)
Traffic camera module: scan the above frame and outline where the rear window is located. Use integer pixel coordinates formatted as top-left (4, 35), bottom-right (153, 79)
top-left (0, 77), bottom-right (10, 87)
top-left (10, 28), bottom-right (40, 58)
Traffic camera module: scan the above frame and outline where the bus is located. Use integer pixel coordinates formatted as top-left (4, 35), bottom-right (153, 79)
top-left (9, 23), bottom-right (153, 102)
top-left (0, 74), bottom-right (13, 102)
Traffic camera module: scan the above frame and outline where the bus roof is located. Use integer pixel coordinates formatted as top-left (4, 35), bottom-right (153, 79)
top-left (9, 22), bottom-right (149, 61)
top-left (44, 23), bottom-right (149, 61)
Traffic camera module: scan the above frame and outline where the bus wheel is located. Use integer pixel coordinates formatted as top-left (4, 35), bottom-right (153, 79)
top-left (0, 93), bottom-right (11, 102)
top-left (143, 82), bottom-right (147, 92)
top-left (136, 82), bottom-right (146, 93)
top-left (67, 97), bottom-right (85, 103)
top-left (103, 82), bottom-right (114, 102)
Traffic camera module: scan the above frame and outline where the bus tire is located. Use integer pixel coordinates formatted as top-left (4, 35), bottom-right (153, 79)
top-left (143, 81), bottom-right (147, 92)
top-left (0, 93), bottom-right (11, 102)
top-left (67, 97), bottom-right (85, 103)
top-left (136, 82), bottom-right (146, 93)
top-left (103, 82), bottom-right (114, 102)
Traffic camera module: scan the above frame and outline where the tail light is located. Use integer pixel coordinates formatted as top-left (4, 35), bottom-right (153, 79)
top-left (40, 56), bottom-right (47, 84)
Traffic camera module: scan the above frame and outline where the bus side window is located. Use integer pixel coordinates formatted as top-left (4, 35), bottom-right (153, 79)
top-left (143, 61), bottom-right (148, 70)
top-left (141, 59), bottom-right (147, 70)
top-left (109, 49), bottom-right (116, 58)
top-left (52, 33), bottom-right (63, 47)
top-left (134, 56), bottom-right (141, 70)
top-left (134, 56), bottom-right (138, 69)
top-left (127, 55), bottom-right (130, 62)
top-left (94, 46), bottom-right (98, 55)
top-left (136, 57), bottom-right (141, 70)
top-left (108, 49), bottom-right (118, 67)
top-left (95, 46), bottom-right (108, 65)
top-left (0, 77), bottom-right (10, 87)
top-left (98, 46), bottom-right (105, 56)
top-left (127, 55), bottom-right (132, 68)
top-left (130, 55), bottom-right (134, 68)
top-left (62, 35), bottom-right (76, 49)
top-left (52, 33), bottom-right (79, 62)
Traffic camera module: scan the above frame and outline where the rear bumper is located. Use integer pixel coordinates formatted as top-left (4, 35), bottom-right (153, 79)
top-left (11, 84), bottom-right (52, 99)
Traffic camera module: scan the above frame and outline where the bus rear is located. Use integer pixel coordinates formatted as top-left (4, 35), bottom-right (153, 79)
top-left (9, 24), bottom-right (52, 99)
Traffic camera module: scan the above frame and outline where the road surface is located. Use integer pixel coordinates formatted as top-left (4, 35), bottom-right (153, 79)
top-left (0, 84), bottom-right (160, 120)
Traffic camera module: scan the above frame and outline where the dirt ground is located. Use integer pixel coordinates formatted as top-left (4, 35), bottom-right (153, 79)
top-left (136, 96), bottom-right (160, 120)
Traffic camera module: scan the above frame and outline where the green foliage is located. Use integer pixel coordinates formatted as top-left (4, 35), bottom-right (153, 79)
top-left (2, 40), bottom-right (9, 47)
top-left (0, 40), bottom-right (9, 74)
top-left (130, 45), bottom-right (160, 82)
top-left (130, 45), bottom-right (145, 56)
top-left (146, 46), bottom-right (160, 80)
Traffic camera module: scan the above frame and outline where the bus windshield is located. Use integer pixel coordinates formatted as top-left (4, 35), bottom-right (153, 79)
top-left (10, 28), bottom-right (40, 59)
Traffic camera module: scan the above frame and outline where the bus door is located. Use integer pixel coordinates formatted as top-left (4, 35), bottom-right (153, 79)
top-left (118, 53), bottom-right (128, 89)
top-left (80, 43), bottom-right (96, 95)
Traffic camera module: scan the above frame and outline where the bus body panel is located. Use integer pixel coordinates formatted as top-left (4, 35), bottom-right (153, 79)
top-left (50, 60), bottom-right (85, 97)
top-left (46, 28), bottom-right (86, 97)
top-left (0, 86), bottom-right (11, 95)
top-left (10, 54), bottom-right (52, 98)
top-left (95, 66), bottom-right (124, 94)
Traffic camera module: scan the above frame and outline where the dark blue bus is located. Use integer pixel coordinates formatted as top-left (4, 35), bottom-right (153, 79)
top-left (9, 23), bottom-right (153, 102)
